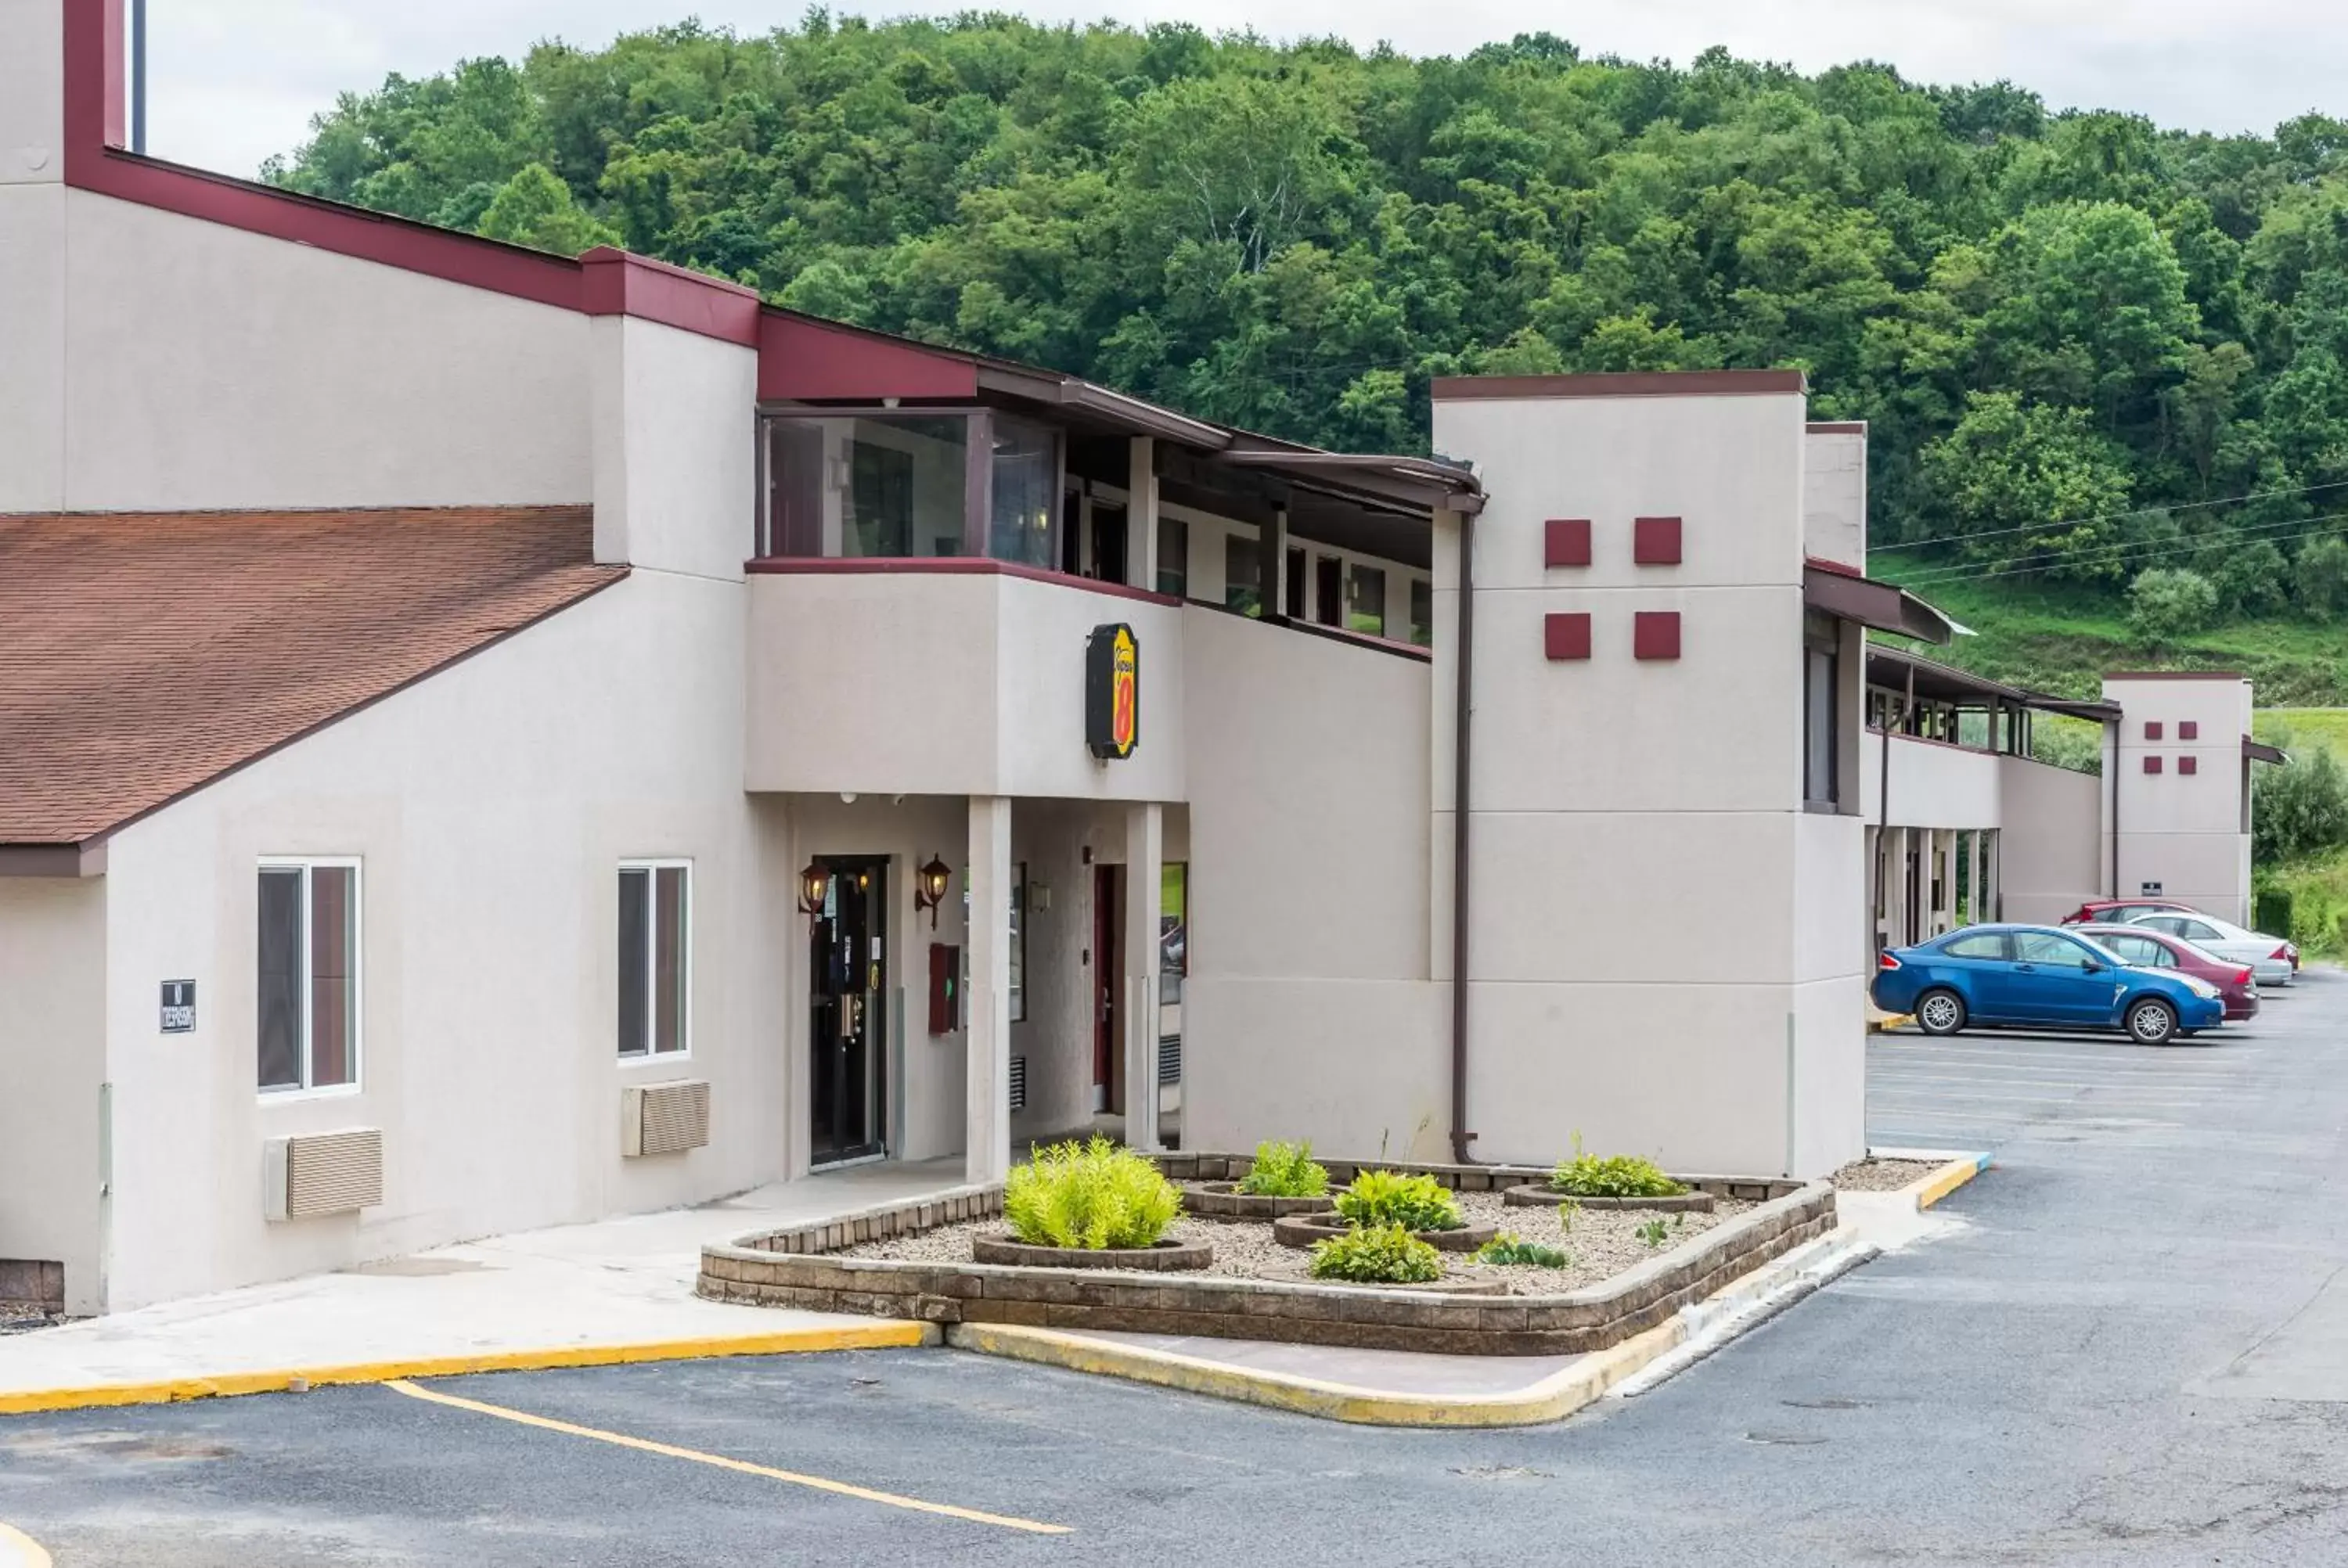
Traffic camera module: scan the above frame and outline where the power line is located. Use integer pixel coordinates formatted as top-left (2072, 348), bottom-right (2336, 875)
top-left (1894, 502), bottom-right (2348, 587)
top-left (1871, 478), bottom-right (2348, 556)
top-left (1905, 506), bottom-right (2348, 588)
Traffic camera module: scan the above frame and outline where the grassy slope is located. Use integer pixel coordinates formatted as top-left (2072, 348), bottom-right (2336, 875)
top-left (1867, 561), bottom-right (2348, 705)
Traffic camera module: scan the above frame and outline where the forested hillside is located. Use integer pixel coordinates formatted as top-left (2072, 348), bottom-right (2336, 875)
top-left (268, 16), bottom-right (2348, 690)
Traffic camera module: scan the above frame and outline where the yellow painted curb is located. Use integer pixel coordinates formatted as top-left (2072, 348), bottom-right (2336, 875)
top-left (0, 1322), bottom-right (935, 1417)
top-left (1867, 1014), bottom-right (1914, 1034)
top-left (0, 1520), bottom-right (52, 1568)
top-left (1912, 1153), bottom-right (1990, 1210)
top-left (945, 1316), bottom-right (1687, 1428)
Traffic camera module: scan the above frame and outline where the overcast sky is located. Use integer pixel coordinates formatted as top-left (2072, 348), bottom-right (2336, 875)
top-left (146, 0), bottom-right (2341, 178)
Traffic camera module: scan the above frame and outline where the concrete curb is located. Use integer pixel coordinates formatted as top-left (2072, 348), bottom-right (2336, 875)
top-left (1612, 1234), bottom-right (1880, 1397)
top-left (0, 1322), bottom-right (935, 1417)
top-left (1870, 1146), bottom-right (1993, 1210)
top-left (0, 1521), bottom-right (52, 1568)
top-left (1867, 1013), bottom-right (1914, 1034)
top-left (945, 1317), bottom-right (1685, 1429)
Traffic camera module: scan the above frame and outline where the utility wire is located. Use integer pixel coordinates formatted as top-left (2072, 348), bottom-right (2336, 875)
top-left (1892, 505), bottom-right (2348, 588)
top-left (1903, 506), bottom-right (2348, 588)
top-left (1871, 478), bottom-right (2348, 556)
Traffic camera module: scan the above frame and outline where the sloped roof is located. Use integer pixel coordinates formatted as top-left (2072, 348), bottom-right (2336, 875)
top-left (0, 505), bottom-right (621, 849)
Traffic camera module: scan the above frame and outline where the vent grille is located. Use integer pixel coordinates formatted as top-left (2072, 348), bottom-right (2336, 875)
top-left (266, 1129), bottom-right (384, 1221)
top-left (624, 1080), bottom-right (710, 1157)
top-left (1007, 1055), bottom-right (1027, 1112)
top-left (1158, 1033), bottom-right (1182, 1084)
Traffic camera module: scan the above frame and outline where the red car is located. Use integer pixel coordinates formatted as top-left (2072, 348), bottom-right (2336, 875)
top-left (2076, 922), bottom-right (2260, 1021)
top-left (2062, 897), bottom-right (2199, 927)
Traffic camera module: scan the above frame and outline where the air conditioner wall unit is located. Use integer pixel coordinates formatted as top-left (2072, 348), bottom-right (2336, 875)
top-left (624, 1079), bottom-right (711, 1157)
top-left (265, 1128), bottom-right (384, 1222)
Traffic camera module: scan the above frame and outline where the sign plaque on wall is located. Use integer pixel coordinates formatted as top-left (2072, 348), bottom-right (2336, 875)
top-left (1085, 624), bottom-right (1140, 761)
top-left (160, 980), bottom-right (196, 1034)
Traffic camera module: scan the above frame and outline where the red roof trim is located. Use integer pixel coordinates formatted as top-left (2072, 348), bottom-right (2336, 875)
top-left (1804, 553), bottom-right (1866, 579)
top-left (1806, 421), bottom-right (1867, 434)
top-left (757, 315), bottom-right (981, 401)
top-left (746, 555), bottom-right (1182, 607)
top-left (59, 0), bottom-right (757, 347)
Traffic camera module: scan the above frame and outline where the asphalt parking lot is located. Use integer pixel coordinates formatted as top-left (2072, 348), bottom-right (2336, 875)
top-left (5, 974), bottom-right (2346, 1566)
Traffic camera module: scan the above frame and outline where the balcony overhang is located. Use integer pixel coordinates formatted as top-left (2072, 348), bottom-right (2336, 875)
top-left (1804, 558), bottom-right (1957, 644)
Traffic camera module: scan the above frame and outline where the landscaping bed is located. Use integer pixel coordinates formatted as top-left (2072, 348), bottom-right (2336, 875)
top-left (1831, 1156), bottom-right (1950, 1192)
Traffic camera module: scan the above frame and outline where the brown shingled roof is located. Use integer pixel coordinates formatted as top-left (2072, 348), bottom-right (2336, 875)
top-left (0, 505), bottom-right (623, 847)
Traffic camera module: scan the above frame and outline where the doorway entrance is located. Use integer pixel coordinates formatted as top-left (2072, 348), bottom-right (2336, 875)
top-left (810, 855), bottom-right (889, 1167)
top-left (1093, 864), bottom-right (1123, 1113)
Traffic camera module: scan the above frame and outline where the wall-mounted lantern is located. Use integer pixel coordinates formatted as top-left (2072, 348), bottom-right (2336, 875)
top-left (915, 854), bottom-right (954, 929)
top-left (797, 859), bottom-right (830, 925)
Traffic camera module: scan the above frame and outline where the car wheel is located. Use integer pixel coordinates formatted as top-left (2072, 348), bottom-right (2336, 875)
top-left (2127, 997), bottom-right (2177, 1045)
top-left (1914, 989), bottom-right (1967, 1036)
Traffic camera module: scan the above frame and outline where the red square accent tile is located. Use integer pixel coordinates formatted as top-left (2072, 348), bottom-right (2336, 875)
top-left (1543, 612), bottom-right (1591, 660)
top-left (2180, 754), bottom-right (2199, 775)
top-left (1544, 518), bottom-right (1592, 567)
top-left (2145, 721), bottom-right (2163, 740)
top-left (2180, 721), bottom-right (2199, 740)
top-left (1633, 610), bottom-right (1681, 660)
top-left (1633, 516), bottom-right (1684, 565)
top-left (2143, 755), bottom-right (2163, 775)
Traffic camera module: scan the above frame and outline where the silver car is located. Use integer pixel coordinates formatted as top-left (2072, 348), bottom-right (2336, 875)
top-left (2118, 909), bottom-right (2296, 987)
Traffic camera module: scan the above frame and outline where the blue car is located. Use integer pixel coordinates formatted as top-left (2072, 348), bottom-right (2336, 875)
top-left (1872, 923), bottom-right (2226, 1045)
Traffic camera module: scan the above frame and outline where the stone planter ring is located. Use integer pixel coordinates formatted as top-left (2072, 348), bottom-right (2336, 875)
top-left (1180, 1181), bottom-right (1338, 1220)
top-left (970, 1235), bottom-right (1214, 1271)
top-left (1501, 1186), bottom-right (1716, 1212)
top-left (1271, 1214), bottom-right (1501, 1253)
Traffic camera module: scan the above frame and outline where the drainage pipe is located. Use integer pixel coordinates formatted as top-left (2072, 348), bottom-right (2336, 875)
top-left (1449, 507), bottom-right (1478, 1166)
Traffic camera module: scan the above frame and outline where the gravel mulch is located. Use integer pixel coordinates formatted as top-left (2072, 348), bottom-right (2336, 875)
top-left (837, 1189), bottom-right (1752, 1296)
top-left (1831, 1156), bottom-right (1949, 1192)
top-left (0, 1303), bottom-right (66, 1336)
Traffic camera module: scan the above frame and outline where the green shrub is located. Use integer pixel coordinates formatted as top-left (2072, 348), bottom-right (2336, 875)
top-left (2299, 536), bottom-right (2348, 620)
top-left (2254, 734), bottom-right (2348, 865)
top-left (1237, 1139), bottom-right (1328, 1198)
top-left (1332, 1170), bottom-right (1463, 1232)
top-left (1636, 1218), bottom-right (1671, 1248)
top-left (1003, 1136), bottom-right (1180, 1250)
top-left (2126, 566), bottom-right (2219, 646)
top-left (1549, 1148), bottom-right (1687, 1199)
top-left (1309, 1224), bottom-right (1443, 1284)
top-left (1475, 1234), bottom-right (1571, 1268)
top-left (2256, 887), bottom-right (2295, 937)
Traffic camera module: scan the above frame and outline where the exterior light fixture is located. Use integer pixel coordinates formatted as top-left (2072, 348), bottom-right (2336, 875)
top-left (797, 859), bottom-right (830, 923)
top-left (915, 854), bottom-right (953, 929)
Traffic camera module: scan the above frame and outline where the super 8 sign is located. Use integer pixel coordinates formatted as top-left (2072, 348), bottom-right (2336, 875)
top-left (1086, 624), bottom-right (1140, 761)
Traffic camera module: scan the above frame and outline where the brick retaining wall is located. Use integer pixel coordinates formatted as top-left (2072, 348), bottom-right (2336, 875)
top-left (699, 1174), bottom-right (1836, 1357)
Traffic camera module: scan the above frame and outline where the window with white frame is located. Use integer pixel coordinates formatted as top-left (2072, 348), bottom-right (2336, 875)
top-left (618, 861), bottom-right (692, 1057)
top-left (257, 859), bottom-right (361, 1092)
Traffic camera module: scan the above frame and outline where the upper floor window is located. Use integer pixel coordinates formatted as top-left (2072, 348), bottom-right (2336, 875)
top-left (1224, 532), bottom-right (1262, 617)
top-left (618, 861), bottom-right (692, 1058)
top-left (1804, 610), bottom-right (1841, 807)
top-left (1347, 562), bottom-right (1386, 636)
top-left (1156, 516), bottom-right (1189, 597)
top-left (760, 410), bottom-right (1062, 569)
top-left (1408, 578), bottom-right (1433, 648)
top-left (258, 859), bottom-right (360, 1093)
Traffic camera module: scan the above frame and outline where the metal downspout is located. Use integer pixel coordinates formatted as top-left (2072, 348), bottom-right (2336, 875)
top-left (1449, 508), bottom-right (1477, 1165)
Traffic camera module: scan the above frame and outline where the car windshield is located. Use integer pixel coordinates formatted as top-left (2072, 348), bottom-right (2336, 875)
top-left (2020, 930), bottom-right (2128, 967)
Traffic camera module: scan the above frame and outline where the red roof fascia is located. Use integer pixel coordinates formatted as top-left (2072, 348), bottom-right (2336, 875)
top-left (757, 314), bottom-right (981, 401)
top-left (59, 0), bottom-right (758, 346)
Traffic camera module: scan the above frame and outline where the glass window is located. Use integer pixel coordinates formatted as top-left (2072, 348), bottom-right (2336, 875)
top-left (1942, 932), bottom-right (2009, 961)
top-left (1805, 612), bottom-right (1840, 807)
top-left (765, 414), bottom-right (970, 559)
top-left (1284, 546), bottom-right (1307, 618)
top-left (2014, 931), bottom-right (2096, 968)
top-left (2178, 919), bottom-right (2224, 943)
top-left (988, 416), bottom-right (1059, 569)
top-left (1157, 516), bottom-right (1188, 597)
top-left (1224, 532), bottom-right (1262, 617)
top-left (257, 860), bottom-right (360, 1092)
top-left (1346, 563), bottom-right (1385, 635)
top-left (618, 862), bottom-right (691, 1057)
top-left (1160, 863), bottom-right (1187, 1005)
top-left (1409, 578), bottom-right (1433, 647)
top-left (1009, 863), bottom-right (1028, 1025)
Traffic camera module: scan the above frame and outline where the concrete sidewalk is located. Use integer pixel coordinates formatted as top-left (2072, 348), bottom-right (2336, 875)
top-left (0, 1156), bottom-right (967, 1413)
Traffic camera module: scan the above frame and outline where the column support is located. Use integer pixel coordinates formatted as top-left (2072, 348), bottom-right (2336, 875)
top-left (1122, 803), bottom-right (1165, 1153)
top-left (1126, 437), bottom-right (1159, 592)
top-left (964, 795), bottom-right (1013, 1185)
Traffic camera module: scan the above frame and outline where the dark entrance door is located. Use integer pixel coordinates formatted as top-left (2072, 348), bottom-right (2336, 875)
top-left (810, 856), bottom-right (889, 1167)
top-left (1089, 502), bottom-right (1128, 585)
top-left (1314, 555), bottom-right (1343, 626)
top-left (1093, 864), bottom-right (1122, 1113)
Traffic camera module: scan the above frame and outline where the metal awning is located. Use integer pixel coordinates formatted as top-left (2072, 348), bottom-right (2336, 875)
top-left (1865, 645), bottom-right (2121, 721)
top-left (1803, 559), bottom-right (1957, 644)
top-left (2245, 736), bottom-right (2289, 765)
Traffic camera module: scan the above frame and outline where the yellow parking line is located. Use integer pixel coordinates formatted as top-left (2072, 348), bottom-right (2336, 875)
top-left (383, 1379), bottom-right (1069, 1536)
top-left (0, 1520), bottom-right (52, 1568)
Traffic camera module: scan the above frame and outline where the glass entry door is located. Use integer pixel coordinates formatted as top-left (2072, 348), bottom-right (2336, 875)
top-left (810, 856), bottom-right (889, 1167)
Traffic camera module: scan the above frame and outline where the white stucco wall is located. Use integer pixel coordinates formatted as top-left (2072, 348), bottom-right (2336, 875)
top-left (2105, 677), bottom-right (2254, 922)
top-left (1802, 428), bottom-right (1867, 571)
top-left (1860, 732), bottom-right (2004, 829)
top-left (92, 569), bottom-right (781, 1310)
top-left (1996, 754), bottom-right (2105, 924)
top-left (589, 315), bottom-right (756, 578)
top-left (0, 876), bottom-right (106, 1314)
top-left (17, 189), bottom-right (592, 513)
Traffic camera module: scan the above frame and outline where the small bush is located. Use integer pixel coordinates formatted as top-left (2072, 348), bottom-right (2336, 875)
top-left (1237, 1139), bottom-right (1328, 1198)
top-left (1549, 1147), bottom-right (1687, 1199)
top-left (1309, 1224), bottom-right (1443, 1284)
top-left (1003, 1137), bottom-right (1181, 1250)
top-left (1636, 1218), bottom-right (1671, 1248)
top-left (1333, 1170), bottom-right (1463, 1232)
top-left (2126, 566), bottom-right (2219, 646)
top-left (1475, 1234), bottom-right (1571, 1268)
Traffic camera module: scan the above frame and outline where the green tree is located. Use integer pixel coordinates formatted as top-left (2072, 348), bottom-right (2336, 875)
top-left (2295, 534), bottom-right (2348, 618)
top-left (476, 162), bottom-right (618, 254)
top-left (1921, 392), bottom-right (2134, 578)
top-left (2253, 737), bottom-right (2348, 865)
top-left (2125, 566), bottom-right (2218, 646)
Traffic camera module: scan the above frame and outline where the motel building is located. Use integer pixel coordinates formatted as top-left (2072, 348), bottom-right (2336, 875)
top-left (0, 0), bottom-right (2279, 1316)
